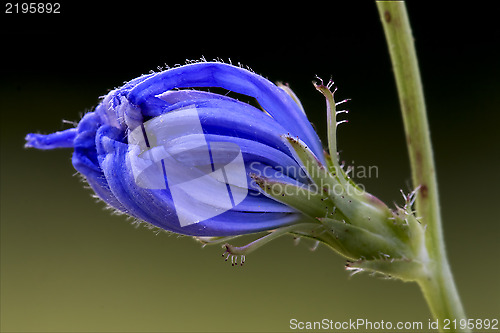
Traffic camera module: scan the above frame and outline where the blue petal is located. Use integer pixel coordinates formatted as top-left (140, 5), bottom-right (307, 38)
top-left (96, 125), bottom-right (177, 221)
top-left (26, 63), bottom-right (325, 237)
top-left (161, 133), bottom-right (305, 211)
top-left (95, 126), bottom-right (305, 236)
top-left (164, 99), bottom-right (295, 157)
top-left (126, 62), bottom-right (325, 163)
top-left (72, 114), bottom-right (128, 211)
top-left (25, 128), bottom-right (77, 149)
top-left (72, 112), bottom-right (102, 176)
top-left (182, 211), bottom-right (308, 236)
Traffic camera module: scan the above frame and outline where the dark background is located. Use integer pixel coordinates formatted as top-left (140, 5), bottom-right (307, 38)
top-left (1, 2), bottom-right (499, 332)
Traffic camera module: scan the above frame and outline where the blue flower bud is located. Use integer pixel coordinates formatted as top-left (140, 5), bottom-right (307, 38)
top-left (25, 62), bottom-right (324, 237)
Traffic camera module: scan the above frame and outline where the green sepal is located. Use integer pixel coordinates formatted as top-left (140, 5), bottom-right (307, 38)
top-left (283, 130), bottom-right (394, 237)
top-left (318, 217), bottom-right (410, 261)
top-left (224, 222), bottom-right (320, 256)
top-left (346, 258), bottom-right (423, 282)
top-left (314, 82), bottom-right (339, 169)
top-left (323, 150), bottom-right (336, 175)
top-left (277, 82), bottom-right (306, 115)
top-left (250, 173), bottom-right (335, 219)
top-left (282, 134), bottom-right (329, 183)
top-left (388, 207), bottom-right (425, 253)
top-left (288, 223), bottom-right (347, 256)
top-left (282, 133), bottom-right (354, 193)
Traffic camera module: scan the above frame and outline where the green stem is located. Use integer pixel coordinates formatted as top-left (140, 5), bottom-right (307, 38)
top-left (376, 2), bottom-right (467, 331)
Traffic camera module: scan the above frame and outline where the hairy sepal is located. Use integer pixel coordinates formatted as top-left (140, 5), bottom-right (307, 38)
top-left (346, 258), bottom-right (423, 282)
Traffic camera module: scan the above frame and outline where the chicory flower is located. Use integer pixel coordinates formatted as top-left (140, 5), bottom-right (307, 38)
top-left (25, 62), bottom-right (325, 237)
top-left (26, 62), bottom-right (427, 276)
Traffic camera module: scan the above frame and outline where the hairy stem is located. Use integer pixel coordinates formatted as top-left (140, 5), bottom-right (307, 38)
top-left (376, 2), bottom-right (467, 331)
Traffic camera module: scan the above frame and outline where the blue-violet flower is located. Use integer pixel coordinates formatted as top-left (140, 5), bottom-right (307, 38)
top-left (25, 62), bottom-right (325, 237)
top-left (26, 62), bottom-right (427, 276)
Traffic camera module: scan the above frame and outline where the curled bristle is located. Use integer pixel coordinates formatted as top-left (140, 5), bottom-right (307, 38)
top-left (221, 247), bottom-right (246, 267)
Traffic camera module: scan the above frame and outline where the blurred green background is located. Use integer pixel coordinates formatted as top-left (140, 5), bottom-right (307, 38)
top-left (1, 3), bottom-right (499, 332)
